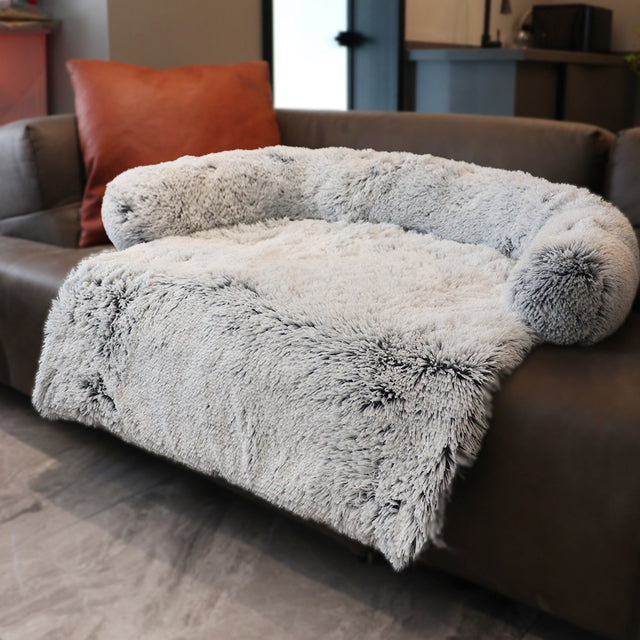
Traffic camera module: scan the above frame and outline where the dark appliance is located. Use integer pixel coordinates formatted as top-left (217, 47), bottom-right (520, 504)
top-left (532, 4), bottom-right (612, 53)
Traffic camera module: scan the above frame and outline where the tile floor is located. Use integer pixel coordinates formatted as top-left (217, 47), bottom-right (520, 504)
top-left (0, 385), bottom-right (602, 640)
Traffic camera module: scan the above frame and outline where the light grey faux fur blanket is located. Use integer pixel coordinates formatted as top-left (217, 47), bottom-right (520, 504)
top-left (33, 146), bottom-right (639, 569)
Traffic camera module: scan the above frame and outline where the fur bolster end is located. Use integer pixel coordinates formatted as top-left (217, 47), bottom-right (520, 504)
top-left (507, 208), bottom-right (640, 345)
top-left (102, 159), bottom-right (208, 251)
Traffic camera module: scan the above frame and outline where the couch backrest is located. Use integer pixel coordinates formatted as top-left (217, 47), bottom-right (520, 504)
top-left (277, 110), bottom-right (615, 195)
top-left (605, 127), bottom-right (640, 227)
top-left (0, 110), bottom-right (633, 250)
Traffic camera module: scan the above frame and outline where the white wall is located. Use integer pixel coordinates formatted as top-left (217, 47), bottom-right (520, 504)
top-left (39, 0), bottom-right (110, 114)
top-left (41, 0), bottom-right (262, 114)
top-left (107, 0), bottom-right (261, 68)
top-left (406, 0), bottom-right (640, 51)
top-left (405, 0), bottom-right (528, 47)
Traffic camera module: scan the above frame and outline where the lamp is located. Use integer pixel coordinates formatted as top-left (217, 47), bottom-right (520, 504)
top-left (481, 0), bottom-right (512, 48)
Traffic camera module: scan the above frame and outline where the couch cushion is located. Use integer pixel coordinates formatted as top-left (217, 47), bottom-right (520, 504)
top-left (606, 126), bottom-right (640, 227)
top-left (0, 203), bottom-right (81, 248)
top-left (68, 59), bottom-right (280, 247)
top-left (276, 110), bottom-right (614, 195)
top-left (0, 115), bottom-right (83, 247)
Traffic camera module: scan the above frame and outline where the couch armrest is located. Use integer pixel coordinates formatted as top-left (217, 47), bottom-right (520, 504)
top-left (0, 115), bottom-right (83, 247)
top-left (0, 236), bottom-right (107, 395)
top-left (606, 126), bottom-right (640, 228)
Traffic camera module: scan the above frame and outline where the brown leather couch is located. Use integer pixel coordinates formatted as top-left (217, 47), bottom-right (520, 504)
top-left (1, 110), bottom-right (639, 640)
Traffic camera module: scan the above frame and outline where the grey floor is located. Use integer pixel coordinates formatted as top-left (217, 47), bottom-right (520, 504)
top-left (0, 384), bottom-right (602, 640)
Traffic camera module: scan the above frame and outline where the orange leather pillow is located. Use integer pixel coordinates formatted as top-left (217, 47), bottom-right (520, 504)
top-left (67, 59), bottom-right (281, 247)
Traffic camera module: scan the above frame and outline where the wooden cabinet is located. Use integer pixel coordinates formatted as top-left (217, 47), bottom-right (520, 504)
top-left (407, 47), bottom-right (637, 132)
top-left (0, 28), bottom-right (49, 126)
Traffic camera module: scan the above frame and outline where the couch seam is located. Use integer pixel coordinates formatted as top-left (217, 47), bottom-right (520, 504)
top-left (23, 123), bottom-right (47, 212)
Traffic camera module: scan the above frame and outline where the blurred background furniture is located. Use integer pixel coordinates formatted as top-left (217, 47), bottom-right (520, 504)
top-left (406, 46), bottom-right (636, 132)
top-left (0, 26), bottom-right (50, 125)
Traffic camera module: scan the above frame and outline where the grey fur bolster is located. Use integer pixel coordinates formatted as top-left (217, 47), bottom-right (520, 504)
top-left (508, 206), bottom-right (639, 345)
top-left (102, 145), bottom-right (640, 346)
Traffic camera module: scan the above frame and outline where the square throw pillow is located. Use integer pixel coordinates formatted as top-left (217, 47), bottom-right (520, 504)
top-left (67, 59), bottom-right (281, 247)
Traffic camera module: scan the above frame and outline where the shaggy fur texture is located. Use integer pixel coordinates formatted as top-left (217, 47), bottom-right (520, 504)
top-left (35, 146), bottom-right (639, 569)
top-left (34, 220), bottom-right (535, 569)
top-left (102, 146), bottom-right (639, 345)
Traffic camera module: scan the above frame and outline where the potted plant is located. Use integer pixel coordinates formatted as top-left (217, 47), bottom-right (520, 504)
top-left (625, 27), bottom-right (640, 73)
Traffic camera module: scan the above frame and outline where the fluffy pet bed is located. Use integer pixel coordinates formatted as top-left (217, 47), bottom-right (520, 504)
top-left (33, 146), bottom-right (639, 569)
